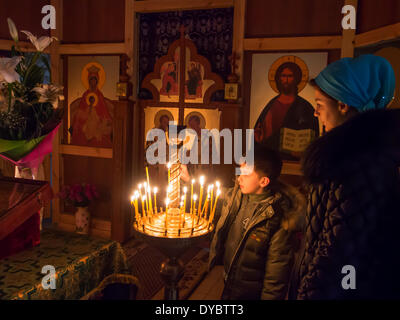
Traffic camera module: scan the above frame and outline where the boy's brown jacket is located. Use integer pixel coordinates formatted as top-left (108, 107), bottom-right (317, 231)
top-left (208, 180), bottom-right (305, 300)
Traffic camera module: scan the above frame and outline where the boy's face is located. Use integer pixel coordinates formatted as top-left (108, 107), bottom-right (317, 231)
top-left (237, 163), bottom-right (270, 195)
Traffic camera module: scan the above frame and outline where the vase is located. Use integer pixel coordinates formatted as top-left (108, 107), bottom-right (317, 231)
top-left (15, 163), bottom-right (45, 230)
top-left (75, 206), bottom-right (90, 235)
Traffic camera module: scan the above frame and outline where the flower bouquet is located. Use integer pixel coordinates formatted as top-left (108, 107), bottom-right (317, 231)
top-left (58, 183), bottom-right (100, 207)
top-left (57, 183), bottom-right (100, 234)
top-left (0, 18), bottom-right (64, 174)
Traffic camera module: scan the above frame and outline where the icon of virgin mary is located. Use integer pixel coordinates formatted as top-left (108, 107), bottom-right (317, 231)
top-left (70, 63), bottom-right (114, 148)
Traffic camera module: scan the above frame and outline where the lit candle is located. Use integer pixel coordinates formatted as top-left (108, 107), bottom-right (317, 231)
top-left (214, 181), bottom-right (220, 213)
top-left (179, 201), bottom-right (184, 229)
top-left (167, 184), bottom-right (172, 202)
top-left (131, 196), bottom-right (137, 221)
top-left (165, 198), bottom-right (170, 230)
top-left (147, 186), bottom-right (153, 216)
top-left (144, 182), bottom-right (149, 213)
top-left (146, 166), bottom-right (153, 213)
top-left (180, 195), bottom-right (185, 209)
top-left (134, 191), bottom-right (139, 219)
top-left (210, 184), bottom-right (214, 214)
top-left (167, 162), bottom-right (171, 185)
top-left (138, 183), bottom-right (143, 200)
top-left (141, 195), bottom-right (146, 218)
top-left (135, 193), bottom-right (139, 221)
top-left (183, 186), bottom-right (187, 213)
top-left (153, 187), bottom-right (158, 214)
top-left (192, 194), bottom-right (197, 228)
top-left (131, 194), bottom-right (138, 219)
top-left (198, 176), bottom-right (205, 215)
top-left (190, 179), bottom-right (195, 214)
top-left (209, 189), bottom-right (221, 224)
top-left (201, 193), bottom-right (210, 220)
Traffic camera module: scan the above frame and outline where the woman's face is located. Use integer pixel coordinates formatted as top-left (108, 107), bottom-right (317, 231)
top-left (314, 89), bottom-right (344, 132)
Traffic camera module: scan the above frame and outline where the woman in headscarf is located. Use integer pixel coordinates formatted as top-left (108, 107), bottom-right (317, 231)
top-left (289, 54), bottom-right (400, 299)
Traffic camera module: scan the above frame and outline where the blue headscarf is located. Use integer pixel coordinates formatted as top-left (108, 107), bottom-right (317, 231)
top-left (315, 54), bottom-right (395, 112)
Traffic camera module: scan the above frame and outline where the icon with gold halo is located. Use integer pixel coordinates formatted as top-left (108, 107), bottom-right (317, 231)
top-left (268, 55), bottom-right (309, 94)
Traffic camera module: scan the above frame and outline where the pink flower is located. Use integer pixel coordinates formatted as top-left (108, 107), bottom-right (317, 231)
top-left (76, 194), bottom-right (83, 203)
top-left (84, 184), bottom-right (93, 201)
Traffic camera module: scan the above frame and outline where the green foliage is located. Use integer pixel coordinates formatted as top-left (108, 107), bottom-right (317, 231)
top-left (0, 46), bottom-right (63, 141)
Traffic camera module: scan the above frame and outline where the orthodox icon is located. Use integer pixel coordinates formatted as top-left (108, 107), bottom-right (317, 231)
top-left (252, 54), bottom-right (325, 160)
top-left (69, 62), bottom-right (114, 148)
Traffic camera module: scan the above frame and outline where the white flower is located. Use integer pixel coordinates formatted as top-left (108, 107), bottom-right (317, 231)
top-left (7, 18), bottom-right (18, 42)
top-left (21, 30), bottom-right (58, 52)
top-left (33, 84), bottom-right (64, 109)
top-left (0, 56), bottom-right (22, 83)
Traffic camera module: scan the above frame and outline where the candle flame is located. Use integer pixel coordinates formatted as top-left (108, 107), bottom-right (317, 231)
top-left (167, 162), bottom-right (171, 169)
top-left (153, 187), bottom-right (158, 193)
top-left (200, 176), bottom-right (205, 185)
top-left (193, 194), bottom-right (198, 201)
top-left (183, 186), bottom-right (187, 193)
top-left (192, 179), bottom-right (195, 184)
top-left (138, 184), bottom-right (142, 189)
top-left (216, 181), bottom-right (220, 188)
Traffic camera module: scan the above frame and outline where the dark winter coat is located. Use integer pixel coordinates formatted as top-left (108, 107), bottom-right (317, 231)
top-left (290, 108), bottom-right (400, 299)
top-left (209, 180), bottom-right (305, 300)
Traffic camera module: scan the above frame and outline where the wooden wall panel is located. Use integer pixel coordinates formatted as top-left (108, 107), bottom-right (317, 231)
top-left (61, 154), bottom-right (113, 220)
top-left (0, 0), bottom-right (51, 40)
top-left (245, 0), bottom-right (344, 38)
top-left (63, 0), bottom-right (125, 43)
top-left (357, 0), bottom-right (400, 34)
top-left (0, 159), bottom-right (14, 177)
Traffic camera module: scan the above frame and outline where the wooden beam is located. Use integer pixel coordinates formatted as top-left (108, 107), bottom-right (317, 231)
top-left (60, 145), bottom-right (113, 159)
top-left (355, 22), bottom-right (400, 48)
top-left (341, 0), bottom-right (358, 58)
top-left (0, 40), bottom-right (50, 53)
top-left (50, 0), bottom-right (63, 226)
top-left (232, 0), bottom-right (246, 83)
top-left (126, 0), bottom-right (136, 100)
top-left (111, 101), bottom-right (133, 243)
top-left (243, 36), bottom-right (342, 51)
top-left (59, 43), bottom-right (126, 55)
top-left (134, 0), bottom-right (234, 13)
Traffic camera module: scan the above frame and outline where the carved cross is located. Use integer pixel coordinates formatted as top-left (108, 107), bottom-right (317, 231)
top-left (228, 51), bottom-right (240, 75)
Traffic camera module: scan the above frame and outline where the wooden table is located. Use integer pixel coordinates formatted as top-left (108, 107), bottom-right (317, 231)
top-left (0, 228), bottom-right (128, 300)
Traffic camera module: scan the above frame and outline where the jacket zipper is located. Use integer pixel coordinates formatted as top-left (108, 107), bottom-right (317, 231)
top-left (224, 205), bottom-right (269, 282)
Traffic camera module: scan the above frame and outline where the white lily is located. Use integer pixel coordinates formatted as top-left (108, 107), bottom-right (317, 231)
top-left (21, 30), bottom-right (58, 52)
top-left (33, 84), bottom-right (64, 109)
top-left (7, 18), bottom-right (18, 42)
top-left (0, 56), bottom-right (22, 83)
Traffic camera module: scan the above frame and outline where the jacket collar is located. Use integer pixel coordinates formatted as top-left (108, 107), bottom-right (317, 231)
top-left (302, 109), bottom-right (400, 184)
